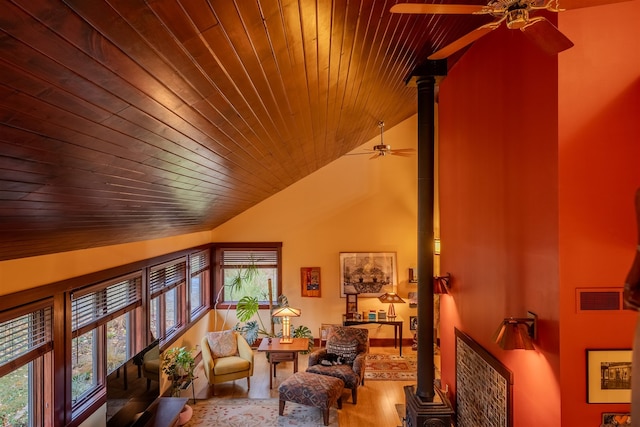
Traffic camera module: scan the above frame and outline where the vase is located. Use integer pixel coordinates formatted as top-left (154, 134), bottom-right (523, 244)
top-left (177, 403), bottom-right (193, 426)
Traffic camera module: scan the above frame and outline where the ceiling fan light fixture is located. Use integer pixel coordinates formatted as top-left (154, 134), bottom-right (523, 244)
top-left (373, 144), bottom-right (391, 154)
top-left (506, 9), bottom-right (529, 29)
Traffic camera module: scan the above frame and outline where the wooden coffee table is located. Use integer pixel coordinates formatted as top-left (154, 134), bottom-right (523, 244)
top-left (257, 337), bottom-right (309, 389)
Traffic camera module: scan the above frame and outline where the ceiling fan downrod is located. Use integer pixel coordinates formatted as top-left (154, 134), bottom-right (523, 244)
top-left (373, 121), bottom-right (391, 155)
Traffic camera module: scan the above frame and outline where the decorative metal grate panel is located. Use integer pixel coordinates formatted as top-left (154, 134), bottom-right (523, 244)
top-left (456, 328), bottom-right (513, 427)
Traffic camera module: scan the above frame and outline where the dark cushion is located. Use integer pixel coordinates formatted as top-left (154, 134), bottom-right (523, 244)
top-left (326, 341), bottom-right (358, 364)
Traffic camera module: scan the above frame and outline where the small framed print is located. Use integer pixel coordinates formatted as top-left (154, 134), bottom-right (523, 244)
top-left (586, 349), bottom-right (632, 403)
top-left (301, 267), bottom-right (321, 297)
top-left (410, 316), bottom-right (418, 331)
top-left (345, 292), bottom-right (358, 319)
top-left (601, 412), bottom-right (631, 426)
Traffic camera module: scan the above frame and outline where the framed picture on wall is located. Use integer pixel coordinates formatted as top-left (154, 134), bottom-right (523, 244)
top-left (345, 292), bottom-right (358, 320)
top-left (339, 252), bottom-right (397, 297)
top-left (408, 291), bottom-right (418, 308)
top-left (601, 412), bottom-right (631, 426)
top-left (586, 349), bottom-right (632, 403)
top-left (301, 267), bottom-right (321, 297)
top-left (410, 316), bottom-right (418, 331)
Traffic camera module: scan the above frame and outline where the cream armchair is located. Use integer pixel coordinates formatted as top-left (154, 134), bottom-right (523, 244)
top-left (200, 330), bottom-right (254, 393)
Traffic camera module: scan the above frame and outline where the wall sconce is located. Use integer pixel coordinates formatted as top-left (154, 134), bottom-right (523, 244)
top-left (378, 292), bottom-right (406, 318)
top-left (272, 306), bottom-right (301, 343)
top-left (434, 238), bottom-right (441, 255)
top-left (492, 311), bottom-right (538, 350)
top-left (433, 273), bottom-right (451, 294)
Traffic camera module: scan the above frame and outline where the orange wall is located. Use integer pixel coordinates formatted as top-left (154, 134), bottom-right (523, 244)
top-left (438, 21), bottom-right (561, 426)
top-left (438, 2), bottom-right (640, 426)
top-left (558, 1), bottom-right (640, 425)
top-left (0, 231), bottom-right (211, 296)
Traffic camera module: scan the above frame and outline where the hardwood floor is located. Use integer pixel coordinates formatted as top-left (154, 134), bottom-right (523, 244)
top-left (182, 346), bottom-right (415, 427)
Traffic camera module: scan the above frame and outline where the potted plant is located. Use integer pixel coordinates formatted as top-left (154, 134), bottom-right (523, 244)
top-left (161, 346), bottom-right (196, 397)
top-left (235, 294), bottom-right (314, 353)
top-left (213, 257), bottom-right (260, 330)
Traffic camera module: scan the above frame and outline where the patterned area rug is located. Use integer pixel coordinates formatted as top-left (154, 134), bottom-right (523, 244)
top-left (184, 398), bottom-right (339, 427)
top-left (365, 353), bottom-right (418, 381)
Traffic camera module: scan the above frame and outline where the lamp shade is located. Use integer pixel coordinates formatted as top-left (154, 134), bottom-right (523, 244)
top-left (433, 273), bottom-right (451, 294)
top-left (272, 306), bottom-right (301, 318)
top-left (272, 306), bottom-right (301, 344)
top-left (378, 293), bottom-right (405, 318)
top-left (493, 318), bottom-right (535, 350)
top-left (378, 293), bottom-right (405, 304)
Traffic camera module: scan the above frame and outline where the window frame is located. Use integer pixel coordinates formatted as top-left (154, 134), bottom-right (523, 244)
top-left (214, 243), bottom-right (282, 310)
top-left (148, 257), bottom-right (187, 343)
top-left (69, 272), bottom-right (143, 416)
top-left (0, 298), bottom-right (54, 427)
top-left (188, 249), bottom-right (210, 321)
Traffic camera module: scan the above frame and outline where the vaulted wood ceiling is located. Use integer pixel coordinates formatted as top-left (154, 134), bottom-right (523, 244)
top-left (0, 0), bottom-right (608, 261)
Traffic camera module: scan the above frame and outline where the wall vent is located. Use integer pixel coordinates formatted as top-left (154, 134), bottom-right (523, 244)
top-left (576, 288), bottom-right (624, 312)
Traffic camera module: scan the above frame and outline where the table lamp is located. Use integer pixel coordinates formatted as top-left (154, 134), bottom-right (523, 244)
top-left (272, 306), bottom-right (301, 343)
top-left (378, 292), bottom-right (405, 319)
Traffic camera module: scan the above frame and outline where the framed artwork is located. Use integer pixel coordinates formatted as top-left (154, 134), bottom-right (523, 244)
top-left (408, 291), bottom-right (418, 308)
top-left (301, 267), bottom-right (321, 297)
top-left (410, 316), bottom-right (418, 331)
top-left (601, 413), bottom-right (631, 426)
top-left (339, 252), bottom-right (397, 297)
top-left (586, 349), bottom-right (632, 403)
top-left (345, 292), bottom-right (358, 319)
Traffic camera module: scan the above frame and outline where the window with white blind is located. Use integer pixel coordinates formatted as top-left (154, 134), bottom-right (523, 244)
top-left (70, 273), bottom-right (142, 411)
top-left (0, 299), bottom-right (54, 426)
top-left (215, 244), bottom-right (282, 308)
top-left (149, 258), bottom-right (187, 341)
top-left (189, 249), bottom-right (210, 319)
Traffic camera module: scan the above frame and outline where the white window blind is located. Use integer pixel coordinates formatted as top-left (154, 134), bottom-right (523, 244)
top-left (71, 273), bottom-right (142, 336)
top-left (0, 299), bottom-right (53, 376)
top-left (149, 258), bottom-right (187, 298)
top-left (190, 250), bottom-right (210, 276)
top-left (221, 250), bottom-right (278, 267)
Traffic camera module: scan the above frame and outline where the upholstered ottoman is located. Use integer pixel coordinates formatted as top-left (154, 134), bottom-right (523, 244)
top-left (278, 371), bottom-right (344, 426)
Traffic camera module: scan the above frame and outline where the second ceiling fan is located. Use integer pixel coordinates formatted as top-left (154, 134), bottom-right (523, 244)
top-left (349, 121), bottom-right (415, 159)
top-left (391, 0), bottom-right (630, 59)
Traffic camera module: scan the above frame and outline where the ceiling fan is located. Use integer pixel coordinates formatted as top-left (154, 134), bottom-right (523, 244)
top-left (349, 121), bottom-right (415, 159)
top-left (390, 0), bottom-right (630, 59)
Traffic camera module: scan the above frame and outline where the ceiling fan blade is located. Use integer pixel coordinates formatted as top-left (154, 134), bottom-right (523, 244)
top-left (390, 152), bottom-right (414, 157)
top-left (427, 22), bottom-right (500, 60)
top-left (390, 3), bottom-right (487, 15)
top-left (556, 0), bottom-right (633, 10)
top-left (369, 153), bottom-right (382, 160)
top-left (521, 17), bottom-right (574, 55)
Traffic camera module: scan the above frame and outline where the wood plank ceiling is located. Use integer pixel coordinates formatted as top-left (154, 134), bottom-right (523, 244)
top-left (0, 0), bottom-right (489, 261)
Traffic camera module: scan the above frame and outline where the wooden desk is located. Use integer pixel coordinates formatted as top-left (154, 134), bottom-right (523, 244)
top-left (343, 318), bottom-right (404, 356)
top-left (257, 337), bottom-right (309, 389)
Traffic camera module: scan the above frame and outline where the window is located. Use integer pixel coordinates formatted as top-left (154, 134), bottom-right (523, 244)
top-left (149, 258), bottom-right (186, 341)
top-left (70, 273), bottom-right (142, 413)
top-left (0, 300), bottom-right (53, 427)
top-left (215, 244), bottom-right (282, 308)
top-left (189, 250), bottom-right (210, 320)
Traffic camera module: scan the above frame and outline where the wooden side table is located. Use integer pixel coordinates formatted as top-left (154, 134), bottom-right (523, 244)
top-left (257, 337), bottom-right (309, 389)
